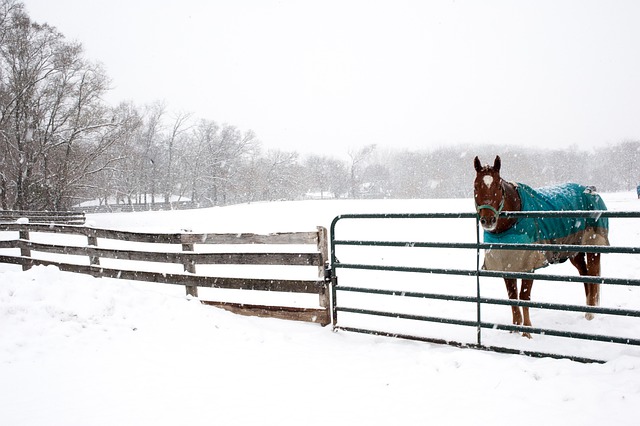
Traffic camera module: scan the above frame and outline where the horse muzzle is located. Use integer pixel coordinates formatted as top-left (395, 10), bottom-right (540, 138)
top-left (476, 200), bottom-right (504, 231)
top-left (478, 213), bottom-right (498, 231)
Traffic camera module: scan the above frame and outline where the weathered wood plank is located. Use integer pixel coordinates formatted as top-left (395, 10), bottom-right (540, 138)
top-left (0, 218), bottom-right (85, 225)
top-left (0, 254), bottom-right (23, 266)
top-left (92, 228), bottom-right (184, 244)
top-left (0, 210), bottom-right (83, 217)
top-left (2, 226), bottom-right (316, 245)
top-left (193, 231), bottom-right (319, 245)
top-left (0, 240), bottom-right (15, 249)
top-left (188, 276), bottom-right (323, 293)
top-left (0, 256), bottom-right (324, 293)
top-left (10, 240), bottom-right (324, 266)
top-left (0, 224), bottom-right (185, 243)
top-left (200, 301), bottom-right (330, 326)
top-left (0, 223), bottom-right (92, 235)
top-left (1, 224), bottom-right (319, 246)
top-left (0, 211), bottom-right (85, 225)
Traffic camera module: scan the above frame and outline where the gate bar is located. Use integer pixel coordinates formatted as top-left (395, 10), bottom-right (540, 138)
top-left (335, 307), bottom-right (640, 346)
top-left (335, 262), bottom-right (640, 287)
top-left (336, 285), bottom-right (640, 317)
top-left (332, 210), bottom-right (640, 221)
top-left (334, 239), bottom-right (640, 254)
top-left (335, 326), bottom-right (606, 364)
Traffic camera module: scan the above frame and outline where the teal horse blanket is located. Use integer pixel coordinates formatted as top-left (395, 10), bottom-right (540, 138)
top-left (483, 183), bottom-right (610, 272)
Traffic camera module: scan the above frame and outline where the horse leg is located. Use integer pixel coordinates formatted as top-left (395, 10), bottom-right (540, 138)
top-left (519, 279), bottom-right (533, 338)
top-left (504, 278), bottom-right (522, 328)
top-left (571, 253), bottom-right (599, 320)
top-left (584, 253), bottom-right (601, 320)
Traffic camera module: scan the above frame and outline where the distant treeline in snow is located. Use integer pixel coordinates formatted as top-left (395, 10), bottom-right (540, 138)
top-left (75, 140), bottom-right (640, 210)
top-left (1, 1), bottom-right (638, 211)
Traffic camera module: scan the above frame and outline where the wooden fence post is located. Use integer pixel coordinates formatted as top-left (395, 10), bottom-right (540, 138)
top-left (182, 231), bottom-right (198, 297)
top-left (19, 228), bottom-right (31, 271)
top-left (87, 229), bottom-right (100, 266)
top-left (317, 226), bottom-right (330, 316)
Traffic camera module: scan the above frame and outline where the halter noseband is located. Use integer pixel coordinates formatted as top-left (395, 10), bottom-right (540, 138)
top-left (475, 180), bottom-right (507, 220)
top-left (476, 197), bottom-right (505, 218)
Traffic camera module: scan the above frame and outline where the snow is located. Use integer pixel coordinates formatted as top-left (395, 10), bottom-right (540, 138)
top-left (1, 193), bottom-right (640, 425)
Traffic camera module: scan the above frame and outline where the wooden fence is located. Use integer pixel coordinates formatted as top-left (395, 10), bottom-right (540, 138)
top-left (0, 210), bottom-right (86, 225)
top-left (0, 221), bottom-right (330, 325)
top-left (74, 201), bottom-right (196, 214)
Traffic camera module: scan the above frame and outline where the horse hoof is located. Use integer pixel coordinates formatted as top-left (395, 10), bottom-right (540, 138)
top-left (522, 332), bottom-right (532, 339)
top-left (585, 313), bottom-right (595, 321)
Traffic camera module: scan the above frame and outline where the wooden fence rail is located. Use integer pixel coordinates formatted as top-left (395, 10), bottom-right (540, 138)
top-left (0, 210), bottom-right (86, 225)
top-left (0, 221), bottom-right (330, 325)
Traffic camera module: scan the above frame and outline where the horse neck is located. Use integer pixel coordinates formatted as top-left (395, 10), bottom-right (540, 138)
top-left (494, 180), bottom-right (521, 233)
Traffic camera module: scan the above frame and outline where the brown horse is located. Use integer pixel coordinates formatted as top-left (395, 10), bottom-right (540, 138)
top-left (473, 155), bottom-right (609, 337)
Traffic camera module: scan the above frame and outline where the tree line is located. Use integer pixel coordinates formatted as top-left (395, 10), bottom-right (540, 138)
top-left (1, 0), bottom-right (638, 212)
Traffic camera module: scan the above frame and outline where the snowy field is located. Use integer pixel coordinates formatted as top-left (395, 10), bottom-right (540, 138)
top-left (1, 193), bottom-right (639, 425)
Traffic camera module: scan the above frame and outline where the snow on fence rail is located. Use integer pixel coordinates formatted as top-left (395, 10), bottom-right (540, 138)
top-left (0, 210), bottom-right (86, 225)
top-left (0, 222), bottom-right (330, 326)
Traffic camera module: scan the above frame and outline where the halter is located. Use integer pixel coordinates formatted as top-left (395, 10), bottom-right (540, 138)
top-left (475, 179), bottom-right (506, 221)
top-left (476, 197), bottom-right (505, 218)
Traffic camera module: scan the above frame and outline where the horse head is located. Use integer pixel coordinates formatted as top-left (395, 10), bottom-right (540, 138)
top-left (473, 155), bottom-right (505, 232)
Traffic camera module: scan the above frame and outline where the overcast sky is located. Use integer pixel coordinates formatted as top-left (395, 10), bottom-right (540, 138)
top-left (21, 0), bottom-right (640, 155)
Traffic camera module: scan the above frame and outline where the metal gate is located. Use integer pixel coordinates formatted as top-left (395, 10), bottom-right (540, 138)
top-left (329, 211), bottom-right (640, 363)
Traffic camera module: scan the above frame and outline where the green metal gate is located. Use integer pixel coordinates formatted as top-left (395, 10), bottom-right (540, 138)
top-left (329, 210), bottom-right (640, 363)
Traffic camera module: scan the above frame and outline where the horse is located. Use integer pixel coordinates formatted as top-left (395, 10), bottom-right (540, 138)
top-left (473, 155), bottom-right (609, 337)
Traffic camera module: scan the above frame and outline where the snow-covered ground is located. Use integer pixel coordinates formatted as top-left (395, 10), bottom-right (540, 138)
top-left (1, 193), bottom-right (639, 426)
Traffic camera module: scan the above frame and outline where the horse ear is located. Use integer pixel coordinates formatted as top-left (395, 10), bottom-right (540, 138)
top-left (474, 156), bottom-right (482, 172)
top-left (494, 155), bottom-right (501, 172)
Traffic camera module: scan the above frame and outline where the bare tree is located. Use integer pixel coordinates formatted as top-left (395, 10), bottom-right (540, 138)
top-left (348, 144), bottom-right (376, 198)
top-left (0, 2), bottom-right (117, 210)
top-left (304, 154), bottom-right (349, 198)
top-left (255, 149), bottom-right (304, 201)
top-left (163, 111), bottom-right (192, 203)
top-left (80, 101), bottom-right (143, 207)
top-left (183, 120), bottom-right (258, 206)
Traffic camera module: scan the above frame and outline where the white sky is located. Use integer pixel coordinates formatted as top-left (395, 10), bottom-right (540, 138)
top-left (20, 0), bottom-right (640, 155)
